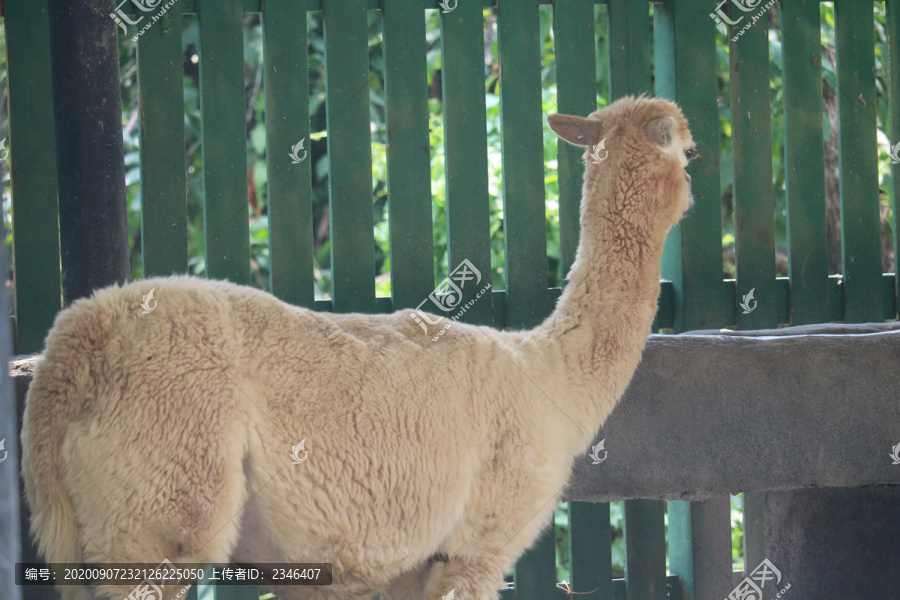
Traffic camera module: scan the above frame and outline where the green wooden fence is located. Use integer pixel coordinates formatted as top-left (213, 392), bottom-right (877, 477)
top-left (5, 1), bottom-right (899, 600)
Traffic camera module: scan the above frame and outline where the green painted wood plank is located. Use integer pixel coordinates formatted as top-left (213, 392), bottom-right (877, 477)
top-left (884, 273), bottom-right (897, 320)
top-left (263, 0), bottom-right (315, 308)
top-left (730, 21), bottom-right (777, 329)
top-left (498, 0), bottom-right (549, 328)
top-left (211, 583), bottom-right (260, 599)
top-left (6, 0), bottom-right (61, 355)
top-left (742, 492), bottom-right (765, 575)
top-left (612, 579), bottom-right (626, 600)
top-left (623, 499), bottom-right (666, 600)
top-left (607, 0), bottom-right (650, 99)
top-left (654, 0), bottom-right (726, 332)
top-left (652, 281), bottom-right (675, 331)
top-left (183, 584), bottom-right (198, 600)
top-left (324, 0), bottom-right (376, 313)
top-left (569, 501), bottom-right (613, 600)
top-left (891, 0), bottom-right (900, 320)
top-left (198, 0), bottom-right (251, 284)
top-left (666, 497), bottom-right (732, 600)
top-left (137, 0), bottom-right (187, 278)
top-left (382, 0), bottom-right (435, 310)
top-left (514, 526), bottom-right (563, 600)
top-left (835, 0), bottom-right (883, 323)
top-left (552, 0), bottom-right (596, 283)
top-left (780, 0), bottom-right (831, 326)
top-left (120, 0), bottom-right (505, 16)
top-left (440, 2), bottom-right (493, 326)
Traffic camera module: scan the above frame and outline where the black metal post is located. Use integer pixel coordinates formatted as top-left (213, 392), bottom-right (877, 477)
top-left (0, 220), bottom-right (20, 600)
top-left (48, 0), bottom-right (130, 303)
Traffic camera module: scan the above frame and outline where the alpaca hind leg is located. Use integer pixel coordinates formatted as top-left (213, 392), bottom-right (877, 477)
top-left (88, 581), bottom-right (196, 600)
top-left (422, 556), bottom-right (507, 600)
top-left (57, 586), bottom-right (93, 600)
top-left (383, 563), bottom-right (434, 600)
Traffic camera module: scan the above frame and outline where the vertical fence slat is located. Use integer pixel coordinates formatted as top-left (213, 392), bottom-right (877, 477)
top-left (742, 492), bottom-right (765, 575)
top-left (731, 20), bottom-right (778, 329)
top-left (138, 1), bottom-right (187, 277)
top-left (609, 12), bottom-right (670, 600)
top-left (553, 0), bottom-right (595, 282)
top-left (324, 0), bottom-right (376, 313)
top-left (440, 2), bottom-right (492, 325)
top-left (263, 0), bottom-right (315, 308)
top-left (569, 501), bottom-right (613, 600)
top-left (667, 498), bottom-right (733, 600)
top-left (835, 0), bottom-right (884, 323)
top-left (500, 1), bottom-right (555, 590)
top-left (514, 527), bottom-right (561, 600)
top-left (607, 0), bottom-right (650, 98)
top-left (654, 0), bottom-right (727, 332)
top-left (890, 0), bottom-right (900, 320)
top-left (382, 0), bottom-right (435, 310)
top-left (198, 0), bottom-right (251, 284)
top-left (623, 499), bottom-right (666, 600)
top-left (552, 8), bottom-right (606, 594)
top-left (780, 0), bottom-right (831, 325)
top-left (6, 0), bottom-right (61, 354)
top-left (655, 5), bottom-right (733, 599)
top-left (212, 583), bottom-right (259, 600)
top-left (498, 0), bottom-right (548, 328)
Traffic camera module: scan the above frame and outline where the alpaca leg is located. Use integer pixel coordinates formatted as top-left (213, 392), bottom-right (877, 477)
top-left (88, 582), bottom-right (196, 600)
top-left (57, 586), bottom-right (93, 600)
top-left (421, 556), bottom-right (508, 600)
top-left (383, 562), bottom-right (434, 600)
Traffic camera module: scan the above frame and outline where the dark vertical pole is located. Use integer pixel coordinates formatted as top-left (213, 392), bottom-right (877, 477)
top-left (0, 225), bottom-right (20, 600)
top-left (48, 0), bottom-right (130, 303)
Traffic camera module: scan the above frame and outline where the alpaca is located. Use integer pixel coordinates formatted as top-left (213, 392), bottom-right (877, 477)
top-left (21, 95), bottom-right (695, 600)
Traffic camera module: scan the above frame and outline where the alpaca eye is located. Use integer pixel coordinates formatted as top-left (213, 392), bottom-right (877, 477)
top-left (685, 148), bottom-right (697, 160)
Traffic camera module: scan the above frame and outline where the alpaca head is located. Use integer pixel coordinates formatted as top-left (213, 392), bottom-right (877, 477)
top-left (548, 96), bottom-right (696, 231)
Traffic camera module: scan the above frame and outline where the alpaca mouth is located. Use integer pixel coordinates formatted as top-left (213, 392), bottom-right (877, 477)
top-left (684, 172), bottom-right (691, 185)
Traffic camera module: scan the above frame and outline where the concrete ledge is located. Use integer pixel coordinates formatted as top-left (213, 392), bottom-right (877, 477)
top-left (564, 324), bottom-right (900, 502)
top-left (10, 324), bottom-right (900, 504)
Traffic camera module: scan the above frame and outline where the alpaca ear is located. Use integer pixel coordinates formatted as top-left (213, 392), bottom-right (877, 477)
top-left (548, 114), bottom-right (604, 147)
top-left (645, 116), bottom-right (676, 148)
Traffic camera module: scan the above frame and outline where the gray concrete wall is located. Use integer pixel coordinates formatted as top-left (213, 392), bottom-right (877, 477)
top-left (765, 486), bottom-right (900, 600)
top-left (564, 325), bottom-right (900, 502)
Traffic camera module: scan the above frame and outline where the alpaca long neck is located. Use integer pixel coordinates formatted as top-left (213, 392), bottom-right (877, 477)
top-left (537, 174), bottom-right (667, 443)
